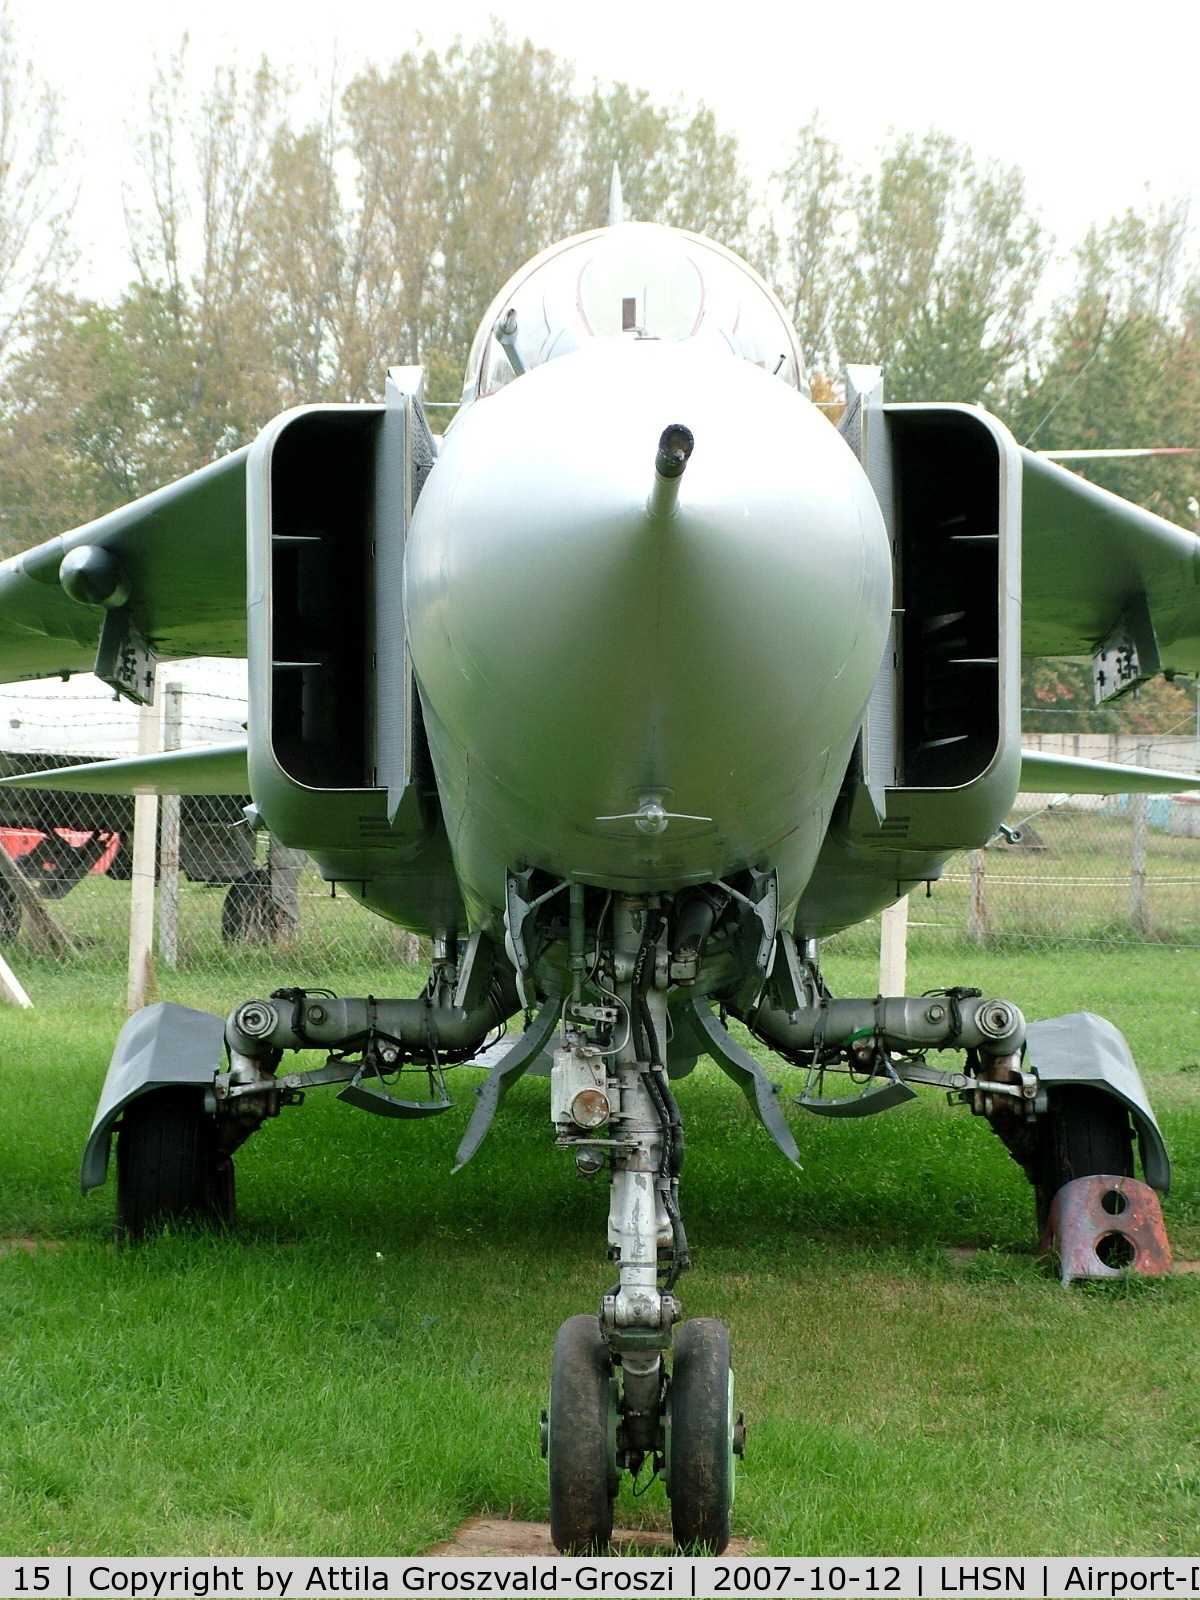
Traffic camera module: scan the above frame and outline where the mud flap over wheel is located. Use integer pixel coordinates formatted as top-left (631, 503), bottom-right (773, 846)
top-left (667, 1317), bottom-right (737, 1553)
top-left (115, 1085), bottom-right (234, 1240)
top-left (1022, 1012), bottom-right (1169, 1193)
top-left (547, 1315), bottom-right (617, 1554)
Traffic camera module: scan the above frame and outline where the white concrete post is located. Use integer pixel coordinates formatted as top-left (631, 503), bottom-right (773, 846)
top-left (1129, 747), bottom-right (1150, 936)
top-left (0, 945), bottom-right (32, 1007)
top-left (157, 681), bottom-right (182, 968)
top-left (967, 850), bottom-right (988, 944)
top-left (879, 895), bottom-right (909, 996)
top-left (126, 689), bottom-right (161, 1013)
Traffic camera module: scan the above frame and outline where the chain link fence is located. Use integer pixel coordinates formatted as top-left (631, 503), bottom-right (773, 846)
top-left (0, 668), bottom-right (424, 1004)
top-left (827, 733), bottom-right (1200, 966)
top-left (941, 733), bottom-right (1200, 949)
top-left (0, 779), bottom-right (424, 990)
top-left (0, 687), bottom-right (1197, 1002)
top-left (917, 793), bottom-right (1200, 947)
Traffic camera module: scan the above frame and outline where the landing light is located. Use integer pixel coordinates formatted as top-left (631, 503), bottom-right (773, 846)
top-left (595, 793), bottom-right (713, 835)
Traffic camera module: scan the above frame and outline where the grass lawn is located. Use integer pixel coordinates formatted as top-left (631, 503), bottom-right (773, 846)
top-left (0, 943), bottom-right (1198, 1556)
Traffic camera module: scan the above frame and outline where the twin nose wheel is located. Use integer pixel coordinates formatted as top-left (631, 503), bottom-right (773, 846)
top-left (544, 1314), bottom-right (740, 1554)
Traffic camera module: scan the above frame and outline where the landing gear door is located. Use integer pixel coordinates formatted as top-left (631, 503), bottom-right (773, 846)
top-left (840, 365), bottom-right (898, 822)
top-left (377, 367), bottom-right (437, 822)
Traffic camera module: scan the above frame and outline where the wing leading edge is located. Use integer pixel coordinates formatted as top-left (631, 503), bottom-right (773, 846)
top-left (1021, 449), bottom-right (1200, 667)
top-left (0, 448), bottom-right (248, 685)
top-left (1020, 749), bottom-right (1200, 794)
top-left (0, 741), bottom-right (250, 796)
top-left (1, 741), bottom-right (1194, 805)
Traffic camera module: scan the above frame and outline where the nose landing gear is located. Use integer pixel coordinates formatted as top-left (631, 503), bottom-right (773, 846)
top-left (543, 1311), bottom-right (742, 1554)
top-left (545, 1315), bottom-right (619, 1554)
top-left (666, 1318), bottom-right (742, 1552)
top-left (543, 893), bottom-right (740, 1553)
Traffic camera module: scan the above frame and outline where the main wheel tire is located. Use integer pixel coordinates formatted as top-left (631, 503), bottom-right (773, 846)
top-left (221, 870), bottom-right (276, 944)
top-left (115, 1086), bottom-right (234, 1241)
top-left (1034, 1086), bottom-right (1135, 1230)
top-left (548, 1314), bottom-right (616, 1554)
top-left (668, 1317), bottom-right (734, 1553)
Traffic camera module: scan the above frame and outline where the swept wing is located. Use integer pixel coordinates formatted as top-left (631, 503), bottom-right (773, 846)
top-left (0, 741), bottom-right (249, 795)
top-left (2, 742), bottom-right (1193, 802)
top-left (1021, 450), bottom-right (1200, 667)
top-left (0, 450), bottom-right (248, 683)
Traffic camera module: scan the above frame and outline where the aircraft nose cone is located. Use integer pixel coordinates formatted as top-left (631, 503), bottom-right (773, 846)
top-left (406, 341), bottom-right (890, 911)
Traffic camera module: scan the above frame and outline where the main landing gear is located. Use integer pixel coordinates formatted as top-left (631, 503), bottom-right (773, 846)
top-left (92, 884), bottom-right (1171, 1546)
top-left (541, 893), bottom-right (742, 1554)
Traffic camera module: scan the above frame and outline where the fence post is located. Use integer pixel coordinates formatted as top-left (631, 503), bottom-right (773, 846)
top-left (0, 943), bottom-right (32, 1007)
top-left (967, 849), bottom-right (988, 943)
top-left (157, 681), bottom-right (182, 968)
top-left (879, 895), bottom-right (909, 995)
top-left (1129, 744), bottom-right (1150, 935)
top-left (126, 689), bottom-right (161, 1013)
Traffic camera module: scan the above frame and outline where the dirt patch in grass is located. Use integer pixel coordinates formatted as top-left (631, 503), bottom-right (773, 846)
top-left (943, 1243), bottom-right (1200, 1275)
top-left (0, 1236), bottom-right (65, 1255)
top-left (430, 1519), bottom-right (751, 1556)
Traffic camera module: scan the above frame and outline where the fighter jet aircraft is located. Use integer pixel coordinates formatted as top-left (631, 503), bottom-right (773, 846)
top-left (1, 211), bottom-right (1198, 1553)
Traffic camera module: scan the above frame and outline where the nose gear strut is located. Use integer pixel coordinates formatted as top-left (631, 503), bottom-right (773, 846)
top-left (545, 893), bottom-right (738, 1554)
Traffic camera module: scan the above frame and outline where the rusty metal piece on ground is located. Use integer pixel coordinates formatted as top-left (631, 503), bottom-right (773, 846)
top-left (1039, 1174), bottom-right (1172, 1283)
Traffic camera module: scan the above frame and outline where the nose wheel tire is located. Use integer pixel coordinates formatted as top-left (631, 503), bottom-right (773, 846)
top-left (667, 1317), bottom-right (735, 1553)
top-left (547, 1314), bottom-right (617, 1554)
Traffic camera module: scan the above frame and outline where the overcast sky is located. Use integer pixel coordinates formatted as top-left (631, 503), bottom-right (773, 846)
top-left (12, 0), bottom-right (1200, 299)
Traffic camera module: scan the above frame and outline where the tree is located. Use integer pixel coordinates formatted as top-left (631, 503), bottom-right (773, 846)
top-left (1021, 657), bottom-right (1198, 736)
top-left (0, 24), bottom-right (760, 544)
top-left (834, 131), bottom-right (1046, 401)
top-left (122, 45), bottom-right (290, 463)
top-left (245, 114), bottom-right (363, 403)
top-left (341, 31), bottom-right (583, 402)
top-left (773, 125), bottom-right (1046, 401)
top-left (0, 46), bottom-right (298, 558)
top-left (1007, 201), bottom-right (1200, 526)
top-left (772, 116), bottom-right (846, 375)
top-left (0, 282), bottom-right (251, 557)
top-left (0, 2), bottom-right (73, 355)
top-left (0, 296), bottom-right (121, 553)
top-left (577, 84), bottom-right (754, 249)
top-left (338, 32), bottom-right (757, 403)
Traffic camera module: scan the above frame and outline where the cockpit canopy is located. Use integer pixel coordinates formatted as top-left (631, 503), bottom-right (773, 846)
top-left (462, 222), bottom-right (807, 403)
